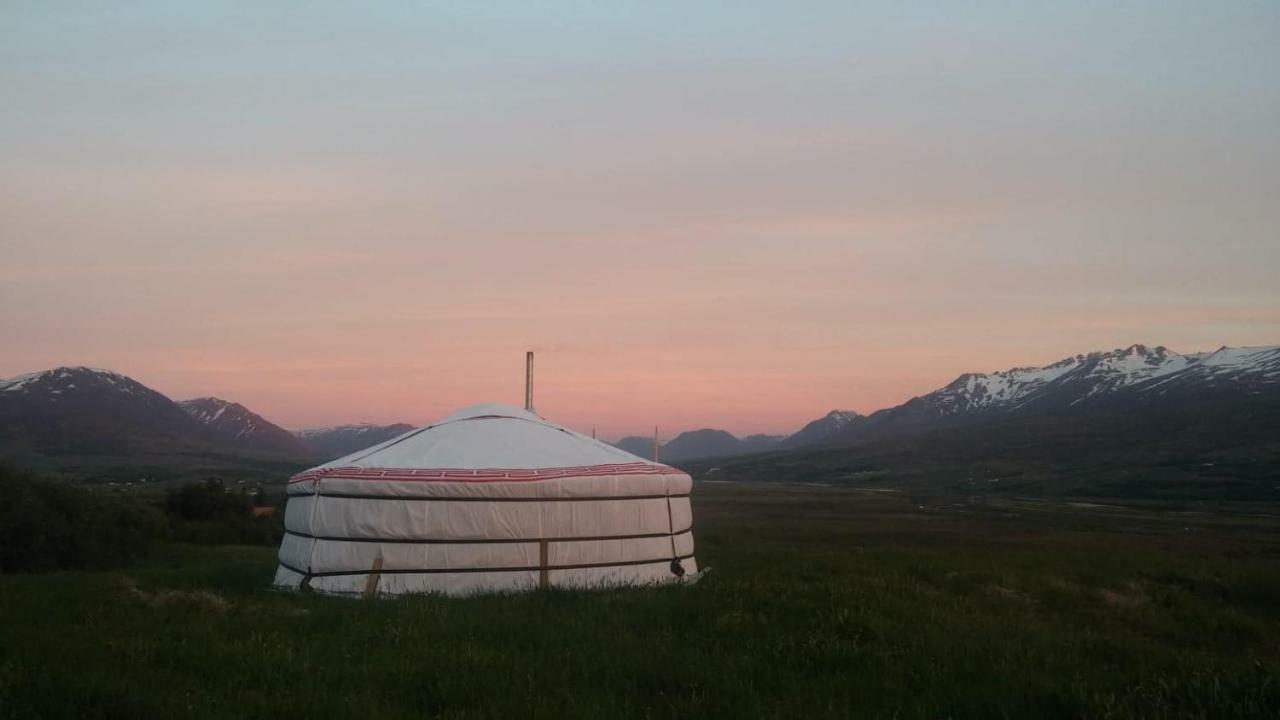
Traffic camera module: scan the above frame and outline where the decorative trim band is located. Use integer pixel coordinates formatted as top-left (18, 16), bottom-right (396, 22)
top-left (290, 491), bottom-right (692, 502)
top-left (289, 462), bottom-right (683, 485)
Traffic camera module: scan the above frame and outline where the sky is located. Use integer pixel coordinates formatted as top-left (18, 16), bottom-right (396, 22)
top-left (2, 2), bottom-right (1278, 438)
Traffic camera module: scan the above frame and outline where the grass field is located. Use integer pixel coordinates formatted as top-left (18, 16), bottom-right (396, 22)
top-left (2, 482), bottom-right (1278, 719)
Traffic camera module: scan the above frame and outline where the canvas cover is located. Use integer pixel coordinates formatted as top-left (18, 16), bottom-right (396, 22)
top-left (273, 404), bottom-right (697, 595)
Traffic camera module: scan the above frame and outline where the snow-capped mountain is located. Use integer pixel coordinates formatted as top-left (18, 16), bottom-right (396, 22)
top-left (0, 365), bottom-right (408, 465)
top-left (178, 397), bottom-right (311, 457)
top-left (0, 367), bottom-right (316, 461)
top-left (1, 366), bottom-right (140, 397)
top-left (779, 410), bottom-right (865, 449)
top-left (1136, 346), bottom-right (1280, 394)
top-left (294, 423), bottom-right (415, 461)
top-left (0, 367), bottom-right (213, 455)
top-left (786, 345), bottom-right (1280, 449)
top-left (919, 345), bottom-right (1278, 415)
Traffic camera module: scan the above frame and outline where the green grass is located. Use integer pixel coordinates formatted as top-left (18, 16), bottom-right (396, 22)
top-left (2, 483), bottom-right (1278, 719)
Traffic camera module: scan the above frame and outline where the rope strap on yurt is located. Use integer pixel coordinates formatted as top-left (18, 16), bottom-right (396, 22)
top-left (282, 526), bottom-right (692, 544)
top-left (298, 477), bottom-right (325, 593)
top-left (276, 553), bottom-right (696, 578)
top-left (666, 490), bottom-right (685, 577)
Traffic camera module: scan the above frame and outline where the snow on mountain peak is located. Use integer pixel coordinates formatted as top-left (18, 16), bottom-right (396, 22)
top-left (295, 422), bottom-right (393, 438)
top-left (823, 410), bottom-right (862, 425)
top-left (934, 358), bottom-right (1082, 413)
top-left (926, 344), bottom-right (1278, 413)
top-left (178, 397), bottom-right (246, 427)
top-left (176, 396), bottom-right (307, 451)
top-left (1071, 345), bottom-right (1192, 397)
top-left (179, 397), bottom-right (272, 439)
top-left (1, 366), bottom-right (139, 394)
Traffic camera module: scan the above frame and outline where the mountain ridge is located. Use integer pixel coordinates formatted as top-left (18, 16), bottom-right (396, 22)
top-left (294, 423), bottom-right (416, 461)
top-left (0, 366), bottom-right (218, 458)
top-left (782, 344), bottom-right (1279, 451)
top-left (178, 397), bottom-right (311, 457)
top-left (3, 342), bottom-right (1275, 480)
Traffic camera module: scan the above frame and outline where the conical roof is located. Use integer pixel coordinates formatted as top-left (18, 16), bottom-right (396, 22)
top-left (311, 403), bottom-right (660, 472)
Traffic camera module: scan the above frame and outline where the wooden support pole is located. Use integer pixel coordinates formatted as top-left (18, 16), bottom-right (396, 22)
top-left (362, 555), bottom-right (383, 598)
top-left (538, 540), bottom-right (550, 590)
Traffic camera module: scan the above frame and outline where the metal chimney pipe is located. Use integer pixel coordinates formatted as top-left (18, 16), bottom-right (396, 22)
top-left (653, 425), bottom-right (660, 462)
top-left (525, 351), bottom-right (534, 412)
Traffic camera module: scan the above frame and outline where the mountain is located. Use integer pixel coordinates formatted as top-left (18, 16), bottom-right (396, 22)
top-left (682, 344), bottom-right (1280, 500)
top-left (295, 423), bottom-right (415, 461)
top-left (660, 429), bottom-right (775, 462)
top-left (614, 431), bottom-right (784, 463)
top-left (178, 397), bottom-right (311, 457)
top-left (779, 410), bottom-right (864, 449)
top-left (909, 344), bottom-right (1277, 416)
top-left (0, 367), bottom-right (317, 482)
top-left (661, 429), bottom-right (742, 463)
top-left (739, 434), bottom-right (786, 454)
top-left (788, 344), bottom-right (1280, 449)
top-left (613, 436), bottom-right (657, 460)
top-left (0, 367), bottom-right (215, 457)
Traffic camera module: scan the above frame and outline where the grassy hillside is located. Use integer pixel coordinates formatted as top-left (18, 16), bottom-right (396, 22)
top-left (0, 446), bottom-right (310, 494)
top-left (1, 483), bottom-right (1277, 719)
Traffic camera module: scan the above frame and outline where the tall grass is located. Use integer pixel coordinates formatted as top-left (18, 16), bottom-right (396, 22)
top-left (1, 483), bottom-right (1277, 719)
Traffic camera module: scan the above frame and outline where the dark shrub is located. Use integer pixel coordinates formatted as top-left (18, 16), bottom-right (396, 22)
top-left (165, 478), bottom-right (282, 545)
top-left (0, 466), bottom-right (167, 572)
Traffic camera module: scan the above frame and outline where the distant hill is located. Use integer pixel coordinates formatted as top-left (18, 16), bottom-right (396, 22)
top-left (613, 431), bottom-right (782, 463)
top-left (295, 424), bottom-right (415, 461)
top-left (613, 436), bottom-right (656, 460)
top-left (661, 429), bottom-right (741, 463)
top-left (657, 429), bottom-right (784, 463)
top-left (179, 397), bottom-right (312, 458)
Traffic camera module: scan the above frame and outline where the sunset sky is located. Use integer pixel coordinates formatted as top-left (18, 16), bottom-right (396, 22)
top-left (2, 2), bottom-right (1277, 437)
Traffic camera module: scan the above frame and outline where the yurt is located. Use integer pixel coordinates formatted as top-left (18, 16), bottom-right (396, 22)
top-left (274, 403), bottom-right (697, 596)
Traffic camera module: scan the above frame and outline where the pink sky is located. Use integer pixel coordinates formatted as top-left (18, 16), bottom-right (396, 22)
top-left (2, 4), bottom-right (1277, 438)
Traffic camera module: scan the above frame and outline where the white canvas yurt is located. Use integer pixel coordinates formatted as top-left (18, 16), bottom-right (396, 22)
top-left (274, 404), bottom-right (697, 596)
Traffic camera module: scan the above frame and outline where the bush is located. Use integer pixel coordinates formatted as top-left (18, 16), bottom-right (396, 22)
top-left (0, 466), bottom-right (167, 572)
top-left (165, 478), bottom-right (282, 546)
top-left (165, 478), bottom-right (252, 521)
top-left (0, 470), bottom-right (283, 573)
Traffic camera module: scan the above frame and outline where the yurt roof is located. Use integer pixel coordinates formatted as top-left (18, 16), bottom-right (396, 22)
top-left (313, 403), bottom-right (661, 471)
